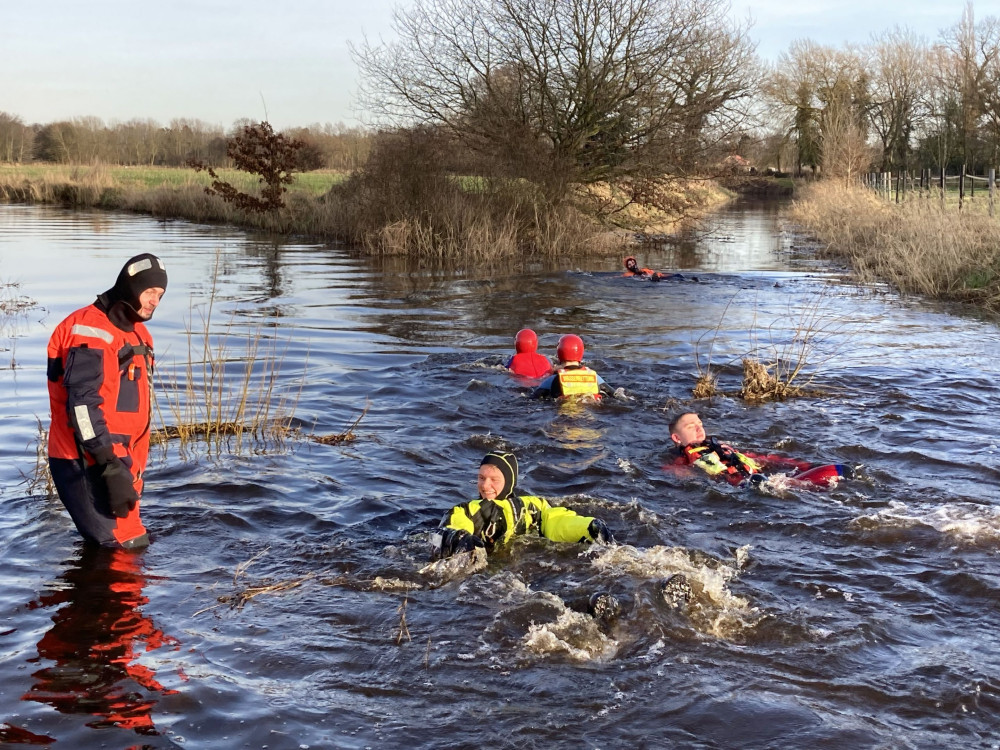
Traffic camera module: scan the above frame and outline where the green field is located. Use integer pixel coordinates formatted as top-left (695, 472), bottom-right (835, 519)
top-left (0, 163), bottom-right (348, 195)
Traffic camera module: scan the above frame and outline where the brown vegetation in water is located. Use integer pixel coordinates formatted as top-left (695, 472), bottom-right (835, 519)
top-left (691, 292), bottom-right (851, 403)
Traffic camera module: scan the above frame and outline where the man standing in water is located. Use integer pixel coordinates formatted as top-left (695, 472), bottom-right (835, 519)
top-left (46, 253), bottom-right (167, 548)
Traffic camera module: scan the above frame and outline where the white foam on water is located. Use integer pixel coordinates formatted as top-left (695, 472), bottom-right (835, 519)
top-left (521, 606), bottom-right (618, 662)
top-left (852, 500), bottom-right (1000, 545)
top-left (584, 544), bottom-right (763, 638)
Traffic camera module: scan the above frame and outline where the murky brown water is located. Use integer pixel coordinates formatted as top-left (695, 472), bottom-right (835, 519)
top-left (1, 201), bottom-right (1000, 748)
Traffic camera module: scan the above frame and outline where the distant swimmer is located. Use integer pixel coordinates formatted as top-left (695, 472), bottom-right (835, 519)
top-left (506, 328), bottom-right (552, 379)
top-left (430, 450), bottom-right (614, 560)
top-left (665, 411), bottom-right (854, 488)
top-left (533, 334), bottom-right (616, 400)
top-left (623, 256), bottom-right (687, 282)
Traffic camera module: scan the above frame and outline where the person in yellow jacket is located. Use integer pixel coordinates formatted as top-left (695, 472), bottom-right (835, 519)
top-left (431, 450), bottom-right (614, 560)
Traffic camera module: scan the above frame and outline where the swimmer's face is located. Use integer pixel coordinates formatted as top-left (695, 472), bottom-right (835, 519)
top-left (625, 259), bottom-right (637, 271)
top-left (477, 464), bottom-right (506, 501)
top-left (137, 287), bottom-right (165, 320)
top-left (671, 413), bottom-right (705, 446)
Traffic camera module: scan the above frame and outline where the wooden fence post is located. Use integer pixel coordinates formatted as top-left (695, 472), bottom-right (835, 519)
top-left (959, 164), bottom-right (966, 211)
top-left (990, 168), bottom-right (996, 218)
top-left (940, 167), bottom-right (946, 209)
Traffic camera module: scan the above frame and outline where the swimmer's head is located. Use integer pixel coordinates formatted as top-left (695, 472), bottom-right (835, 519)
top-left (556, 334), bottom-right (584, 364)
top-left (669, 412), bottom-right (705, 446)
top-left (479, 450), bottom-right (518, 500)
top-left (624, 256), bottom-right (638, 272)
top-left (514, 328), bottom-right (538, 354)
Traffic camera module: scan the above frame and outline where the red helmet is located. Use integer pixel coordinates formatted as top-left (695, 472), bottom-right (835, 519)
top-left (514, 328), bottom-right (538, 354)
top-left (557, 334), bottom-right (584, 363)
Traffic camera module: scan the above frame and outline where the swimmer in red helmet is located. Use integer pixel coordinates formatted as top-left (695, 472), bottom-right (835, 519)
top-left (506, 328), bottom-right (552, 379)
top-left (533, 334), bottom-right (614, 399)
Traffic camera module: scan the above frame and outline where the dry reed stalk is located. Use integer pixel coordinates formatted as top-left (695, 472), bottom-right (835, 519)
top-left (21, 417), bottom-right (56, 498)
top-left (313, 401), bottom-right (369, 445)
top-left (396, 596), bottom-right (412, 644)
top-left (193, 547), bottom-right (320, 615)
top-left (153, 253), bottom-right (301, 456)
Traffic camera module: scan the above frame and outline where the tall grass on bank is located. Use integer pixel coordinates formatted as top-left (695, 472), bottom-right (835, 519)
top-left (0, 158), bottom-right (728, 259)
top-left (152, 257), bottom-right (301, 456)
top-left (788, 181), bottom-right (1000, 312)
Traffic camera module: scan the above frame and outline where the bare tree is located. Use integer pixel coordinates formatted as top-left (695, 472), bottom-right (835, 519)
top-left (766, 40), bottom-right (871, 177)
top-left (866, 27), bottom-right (930, 171)
top-left (352, 0), bottom-right (757, 206)
top-left (934, 2), bottom-right (1000, 169)
top-left (0, 112), bottom-right (32, 163)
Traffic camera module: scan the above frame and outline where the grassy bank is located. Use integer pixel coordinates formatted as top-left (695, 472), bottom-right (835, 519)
top-left (0, 162), bottom-right (731, 259)
top-left (787, 181), bottom-right (1000, 313)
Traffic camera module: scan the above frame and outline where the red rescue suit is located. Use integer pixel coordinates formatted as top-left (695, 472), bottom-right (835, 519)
top-left (507, 351), bottom-right (552, 379)
top-left (47, 302), bottom-right (154, 546)
top-left (667, 439), bottom-right (848, 488)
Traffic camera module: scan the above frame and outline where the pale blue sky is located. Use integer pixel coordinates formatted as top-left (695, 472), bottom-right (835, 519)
top-left (0, 0), bottom-right (982, 130)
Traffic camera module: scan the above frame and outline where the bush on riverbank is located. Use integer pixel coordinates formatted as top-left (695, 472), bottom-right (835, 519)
top-left (0, 158), bottom-right (729, 259)
top-left (788, 182), bottom-right (1000, 312)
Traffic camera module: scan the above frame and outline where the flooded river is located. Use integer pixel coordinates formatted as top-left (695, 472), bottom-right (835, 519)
top-left (1, 200), bottom-right (999, 748)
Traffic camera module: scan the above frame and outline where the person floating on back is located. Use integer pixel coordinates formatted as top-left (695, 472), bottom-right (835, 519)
top-left (665, 411), bottom-right (853, 488)
top-left (623, 256), bottom-right (661, 281)
top-left (431, 450), bottom-right (614, 560)
top-left (506, 328), bottom-right (552, 379)
top-left (533, 334), bottom-right (615, 400)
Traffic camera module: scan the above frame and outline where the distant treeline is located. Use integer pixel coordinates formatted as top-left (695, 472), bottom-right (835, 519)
top-left (752, 3), bottom-right (1000, 179)
top-left (0, 114), bottom-right (371, 171)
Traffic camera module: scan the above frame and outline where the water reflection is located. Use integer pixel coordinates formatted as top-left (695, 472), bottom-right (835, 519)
top-left (23, 547), bottom-right (181, 736)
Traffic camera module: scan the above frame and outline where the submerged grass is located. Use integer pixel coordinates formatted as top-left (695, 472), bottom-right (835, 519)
top-left (788, 181), bottom-right (1000, 313)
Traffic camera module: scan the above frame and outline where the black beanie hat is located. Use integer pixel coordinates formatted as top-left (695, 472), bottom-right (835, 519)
top-left (105, 253), bottom-right (168, 310)
top-left (480, 451), bottom-right (518, 500)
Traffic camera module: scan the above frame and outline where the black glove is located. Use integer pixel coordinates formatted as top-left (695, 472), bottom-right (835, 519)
top-left (102, 460), bottom-right (138, 518)
top-left (748, 473), bottom-right (765, 486)
top-left (588, 519), bottom-right (615, 545)
top-left (436, 528), bottom-right (485, 559)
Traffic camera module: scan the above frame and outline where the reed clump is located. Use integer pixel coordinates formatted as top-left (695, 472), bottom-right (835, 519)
top-left (788, 181), bottom-right (1000, 312)
top-left (1, 279), bottom-right (38, 369)
top-left (22, 418), bottom-right (55, 498)
top-left (152, 255), bottom-right (301, 455)
top-left (693, 292), bottom-right (849, 403)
